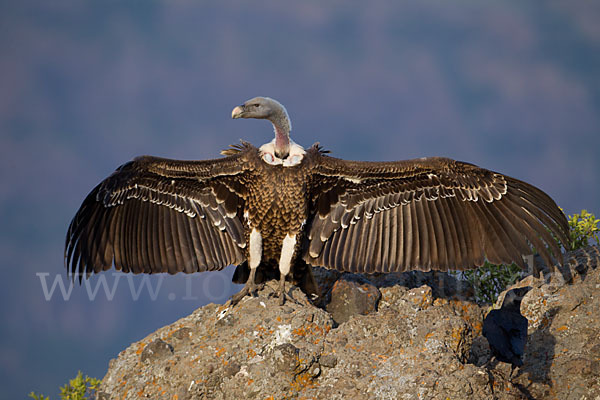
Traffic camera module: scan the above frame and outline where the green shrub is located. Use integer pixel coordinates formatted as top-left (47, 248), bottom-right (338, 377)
top-left (566, 209), bottom-right (600, 251)
top-left (454, 262), bottom-right (522, 304)
top-left (29, 371), bottom-right (100, 400)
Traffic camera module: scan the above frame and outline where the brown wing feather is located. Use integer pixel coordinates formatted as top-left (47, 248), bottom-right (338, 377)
top-left (303, 153), bottom-right (569, 273)
top-left (65, 146), bottom-right (256, 281)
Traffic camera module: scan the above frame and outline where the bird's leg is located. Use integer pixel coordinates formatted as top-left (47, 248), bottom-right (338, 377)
top-left (275, 273), bottom-right (286, 306)
top-left (231, 229), bottom-right (262, 306)
top-left (272, 233), bottom-right (296, 306)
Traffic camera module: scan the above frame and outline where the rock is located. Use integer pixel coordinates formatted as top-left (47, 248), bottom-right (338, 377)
top-left (98, 246), bottom-right (600, 400)
top-left (140, 338), bottom-right (173, 363)
top-left (319, 354), bottom-right (337, 368)
top-left (270, 343), bottom-right (300, 372)
top-left (311, 266), bottom-right (341, 301)
top-left (172, 327), bottom-right (193, 341)
top-left (325, 274), bottom-right (381, 324)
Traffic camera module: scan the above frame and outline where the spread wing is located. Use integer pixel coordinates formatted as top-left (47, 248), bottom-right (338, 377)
top-left (65, 143), bottom-right (257, 281)
top-left (303, 152), bottom-right (569, 273)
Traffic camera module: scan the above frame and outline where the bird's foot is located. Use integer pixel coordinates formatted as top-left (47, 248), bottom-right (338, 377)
top-left (230, 281), bottom-right (264, 306)
top-left (267, 275), bottom-right (300, 306)
top-left (267, 287), bottom-right (286, 305)
top-left (276, 287), bottom-right (286, 306)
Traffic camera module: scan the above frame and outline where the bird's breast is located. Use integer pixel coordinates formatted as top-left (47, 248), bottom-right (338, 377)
top-left (244, 167), bottom-right (309, 261)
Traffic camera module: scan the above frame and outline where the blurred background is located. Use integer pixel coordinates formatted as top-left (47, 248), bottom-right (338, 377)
top-left (1, 1), bottom-right (599, 398)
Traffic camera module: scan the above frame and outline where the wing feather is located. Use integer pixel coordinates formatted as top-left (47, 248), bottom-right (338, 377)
top-left (426, 199), bottom-right (441, 270)
top-left (405, 203), bottom-right (415, 269)
top-left (303, 154), bottom-right (569, 273)
top-left (436, 197), bottom-right (456, 269)
top-left (378, 208), bottom-right (391, 272)
top-left (112, 205), bottom-right (125, 273)
top-left (386, 202), bottom-right (397, 271)
top-left (65, 149), bottom-right (253, 280)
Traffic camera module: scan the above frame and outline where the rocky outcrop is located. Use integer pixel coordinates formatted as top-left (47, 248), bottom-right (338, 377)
top-left (98, 246), bottom-right (600, 400)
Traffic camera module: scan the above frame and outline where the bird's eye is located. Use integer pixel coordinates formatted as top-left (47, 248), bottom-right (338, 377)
top-left (253, 104), bottom-right (260, 108)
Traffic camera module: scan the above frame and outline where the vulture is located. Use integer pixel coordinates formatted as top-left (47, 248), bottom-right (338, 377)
top-left (483, 286), bottom-right (532, 375)
top-left (65, 96), bottom-right (569, 305)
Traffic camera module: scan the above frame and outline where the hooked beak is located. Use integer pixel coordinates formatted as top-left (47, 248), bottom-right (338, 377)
top-left (231, 105), bottom-right (245, 119)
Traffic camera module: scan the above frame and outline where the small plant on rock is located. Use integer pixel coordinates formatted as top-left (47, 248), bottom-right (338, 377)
top-left (566, 209), bottom-right (600, 251)
top-left (29, 371), bottom-right (100, 400)
top-left (455, 262), bottom-right (522, 304)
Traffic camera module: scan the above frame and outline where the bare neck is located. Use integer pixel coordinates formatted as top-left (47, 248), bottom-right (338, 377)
top-left (270, 110), bottom-right (291, 158)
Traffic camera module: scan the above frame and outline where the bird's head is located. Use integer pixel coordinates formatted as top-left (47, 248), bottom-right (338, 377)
top-left (232, 97), bottom-right (293, 160)
top-left (231, 97), bottom-right (289, 123)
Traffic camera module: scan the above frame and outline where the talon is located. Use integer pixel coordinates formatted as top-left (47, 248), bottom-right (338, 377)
top-left (230, 267), bottom-right (260, 306)
top-left (230, 286), bottom-right (249, 306)
top-left (255, 283), bottom-right (265, 293)
top-left (268, 287), bottom-right (286, 305)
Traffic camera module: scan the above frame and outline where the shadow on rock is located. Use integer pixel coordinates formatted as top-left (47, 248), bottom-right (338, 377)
top-left (521, 307), bottom-right (558, 385)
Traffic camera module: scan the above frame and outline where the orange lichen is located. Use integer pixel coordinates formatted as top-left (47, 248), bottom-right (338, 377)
top-left (135, 341), bottom-right (146, 355)
top-left (215, 347), bottom-right (226, 357)
top-left (290, 371), bottom-right (314, 392)
top-left (540, 316), bottom-right (550, 328)
top-left (556, 325), bottom-right (568, 332)
top-left (293, 326), bottom-right (308, 336)
top-left (247, 348), bottom-right (257, 359)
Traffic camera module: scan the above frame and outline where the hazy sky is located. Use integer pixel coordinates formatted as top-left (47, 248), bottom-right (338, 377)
top-left (1, 1), bottom-right (599, 398)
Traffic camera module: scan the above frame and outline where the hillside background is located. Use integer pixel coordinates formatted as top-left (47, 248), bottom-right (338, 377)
top-left (1, 1), bottom-right (599, 398)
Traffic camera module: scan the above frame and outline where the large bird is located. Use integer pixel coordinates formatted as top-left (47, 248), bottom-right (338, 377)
top-left (483, 286), bottom-right (532, 375)
top-left (65, 97), bottom-right (569, 305)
